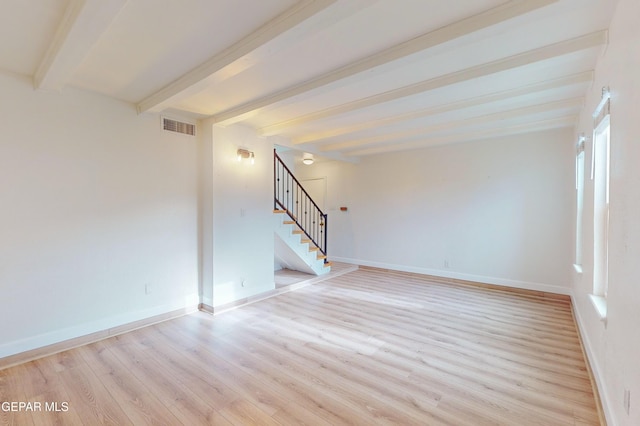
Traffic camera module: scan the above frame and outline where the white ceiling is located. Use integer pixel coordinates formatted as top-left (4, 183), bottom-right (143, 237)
top-left (1, 0), bottom-right (617, 161)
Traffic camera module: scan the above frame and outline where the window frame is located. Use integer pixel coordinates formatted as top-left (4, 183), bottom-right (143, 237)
top-left (574, 138), bottom-right (585, 272)
top-left (590, 114), bottom-right (610, 322)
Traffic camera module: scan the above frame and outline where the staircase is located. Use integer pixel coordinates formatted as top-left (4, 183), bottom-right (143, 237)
top-left (274, 150), bottom-right (331, 275)
top-left (274, 210), bottom-right (331, 275)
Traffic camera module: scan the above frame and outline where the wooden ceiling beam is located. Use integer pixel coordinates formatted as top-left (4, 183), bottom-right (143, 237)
top-left (346, 116), bottom-right (577, 157)
top-left (291, 71), bottom-right (593, 145)
top-left (258, 30), bottom-right (607, 134)
top-left (136, 0), bottom-right (338, 114)
top-left (34, 0), bottom-right (128, 91)
top-left (214, 0), bottom-right (559, 126)
top-left (321, 97), bottom-right (584, 152)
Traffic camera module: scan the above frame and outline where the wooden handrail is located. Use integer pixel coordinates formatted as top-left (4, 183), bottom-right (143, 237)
top-left (274, 149), bottom-right (328, 260)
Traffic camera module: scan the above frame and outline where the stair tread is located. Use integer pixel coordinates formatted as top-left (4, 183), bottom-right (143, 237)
top-left (317, 254), bottom-right (327, 260)
top-left (292, 230), bottom-right (304, 234)
top-left (283, 220), bottom-right (296, 225)
top-left (273, 209), bottom-right (286, 214)
top-left (324, 262), bottom-right (332, 267)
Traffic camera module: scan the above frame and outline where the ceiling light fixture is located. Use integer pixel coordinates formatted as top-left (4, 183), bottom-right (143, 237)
top-left (302, 153), bottom-right (314, 165)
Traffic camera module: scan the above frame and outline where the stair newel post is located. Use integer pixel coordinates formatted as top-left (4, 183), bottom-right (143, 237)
top-left (313, 200), bottom-right (316, 242)
top-left (318, 209), bottom-right (321, 248)
top-left (293, 175), bottom-right (297, 218)
top-left (308, 193), bottom-right (311, 239)
top-left (323, 213), bottom-right (328, 262)
top-left (318, 211), bottom-right (322, 253)
top-left (298, 182), bottom-right (302, 225)
top-left (287, 170), bottom-right (290, 213)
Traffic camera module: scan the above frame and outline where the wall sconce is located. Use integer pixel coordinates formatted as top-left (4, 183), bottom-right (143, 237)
top-left (237, 148), bottom-right (255, 165)
top-left (302, 153), bottom-right (314, 165)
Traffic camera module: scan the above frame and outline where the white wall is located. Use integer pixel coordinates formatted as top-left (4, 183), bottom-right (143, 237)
top-left (200, 121), bottom-right (275, 307)
top-left (297, 128), bottom-right (574, 294)
top-left (571, 0), bottom-right (640, 424)
top-left (0, 72), bottom-right (200, 357)
top-left (293, 157), bottom-right (357, 260)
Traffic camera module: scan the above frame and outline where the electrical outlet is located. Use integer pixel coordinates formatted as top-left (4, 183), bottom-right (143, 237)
top-left (145, 283), bottom-right (152, 295)
top-left (624, 389), bottom-right (630, 415)
top-left (444, 260), bottom-right (450, 269)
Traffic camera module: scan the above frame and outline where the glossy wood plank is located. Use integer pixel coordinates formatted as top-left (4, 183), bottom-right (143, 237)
top-left (0, 269), bottom-right (600, 425)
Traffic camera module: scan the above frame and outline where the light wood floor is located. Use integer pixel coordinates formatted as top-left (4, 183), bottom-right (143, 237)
top-left (274, 262), bottom-right (357, 289)
top-left (0, 268), bottom-right (599, 425)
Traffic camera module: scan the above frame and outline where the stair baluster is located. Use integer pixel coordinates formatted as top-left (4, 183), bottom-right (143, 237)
top-left (274, 149), bottom-right (328, 262)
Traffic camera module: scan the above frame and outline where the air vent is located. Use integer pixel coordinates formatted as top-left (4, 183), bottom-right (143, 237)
top-left (162, 117), bottom-right (195, 136)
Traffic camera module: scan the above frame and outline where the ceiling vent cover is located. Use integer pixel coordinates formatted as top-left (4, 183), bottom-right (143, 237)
top-left (162, 117), bottom-right (195, 136)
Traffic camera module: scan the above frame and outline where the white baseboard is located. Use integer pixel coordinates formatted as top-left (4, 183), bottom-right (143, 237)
top-left (331, 257), bottom-right (571, 295)
top-left (571, 296), bottom-right (614, 426)
top-left (0, 297), bottom-right (199, 368)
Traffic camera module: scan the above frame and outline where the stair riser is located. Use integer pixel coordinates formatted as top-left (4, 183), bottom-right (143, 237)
top-left (274, 213), bottom-right (330, 276)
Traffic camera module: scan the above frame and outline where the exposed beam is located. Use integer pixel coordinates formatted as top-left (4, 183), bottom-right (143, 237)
top-left (346, 116), bottom-right (577, 157)
top-left (321, 97), bottom-right (584, 152)
top-left (256, 30), bottom-right (607, 133)
top-left (136, 0), bottom-right (338, 114)
top-left (288, 71), bottom-right (593, 144)
top-left (34, 0), bottom-right (128, 91)
top-left (214, 0), bottom-right (559, 126)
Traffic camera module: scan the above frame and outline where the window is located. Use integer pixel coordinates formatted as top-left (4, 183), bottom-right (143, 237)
top-left (590, 114), bottom-right (610, 320)
top-left (588, 87), bottom-right (611, 322)
top-left (574, 137), bottom-right (585, 271)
